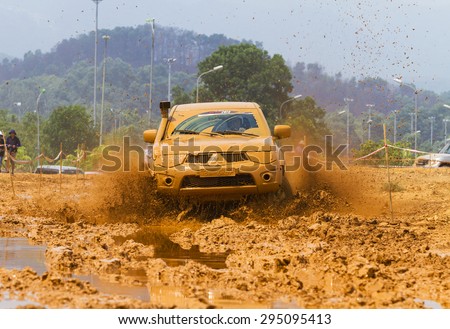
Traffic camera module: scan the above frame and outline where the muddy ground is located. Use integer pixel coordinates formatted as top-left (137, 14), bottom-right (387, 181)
top-left (0, 165), bottom-right (449, 309)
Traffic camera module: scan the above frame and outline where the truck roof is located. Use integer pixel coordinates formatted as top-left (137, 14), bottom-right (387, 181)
top-left (172, 102), bottom-right (260, 112)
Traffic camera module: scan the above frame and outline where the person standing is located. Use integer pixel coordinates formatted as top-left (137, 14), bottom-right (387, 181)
top-left (6, 129), bottom-right (21, 175)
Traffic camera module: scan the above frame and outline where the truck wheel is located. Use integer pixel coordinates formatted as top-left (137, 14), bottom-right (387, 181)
top-left (279, 176), bottom-right (293, 199)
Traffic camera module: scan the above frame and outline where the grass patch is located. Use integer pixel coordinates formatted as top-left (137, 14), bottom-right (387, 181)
top-left (382, 181), bottom-right (405, 192)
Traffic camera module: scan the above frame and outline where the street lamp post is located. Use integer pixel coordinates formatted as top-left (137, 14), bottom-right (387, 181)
top-left (166, 58), bottom-right (176, 102)
top-left (99, 35), bottom-right (110, 146)
top-left (339, 98), bottom-right (353, 162)
top-left (444, 119), bottom-right (450, 143)
top-left (392, 110), bottom-right (398, 144)
top-left (409, 112), bottom-right (414, 135)
top-left (393, 78), bottom-right (420, 151)
top-left (36, 88), bottom-right (46, 154)
top-left (366, 104), bottom-right (375, 141)
top-left (429, 116), bottom-right (435, 147)
top-left (92, 0), bottom-right (103, 126)
top-left (146, 18), bottom-right (155, 125)
top-left (196, 65), bottom-right (224, 103)
top-left (279, 94), bottom-right (302, 120)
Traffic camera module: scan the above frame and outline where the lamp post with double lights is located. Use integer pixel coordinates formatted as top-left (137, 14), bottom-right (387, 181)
top-left (146, 18), bottom-right (155, 125)
top-left (279, 94), bottom-right (302, 120)
top-left (196, 65), bottom-right (224, 103)
top-left (393, 78), bottom-right (420, 151)
top-left (92, 0), bottom-right (103, 126)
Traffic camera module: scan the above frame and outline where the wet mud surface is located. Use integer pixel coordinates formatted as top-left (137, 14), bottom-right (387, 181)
top-left (0, 167), bottom-right (450, 308)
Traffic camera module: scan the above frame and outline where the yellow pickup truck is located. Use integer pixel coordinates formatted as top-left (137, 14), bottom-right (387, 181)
top-left (144, 101), bottom-right (291, 199)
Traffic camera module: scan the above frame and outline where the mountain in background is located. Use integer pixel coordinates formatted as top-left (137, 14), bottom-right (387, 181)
top-left (0, 25), bottom-right (244, 81)
top-left (0, 52), bottom-right (13, 61)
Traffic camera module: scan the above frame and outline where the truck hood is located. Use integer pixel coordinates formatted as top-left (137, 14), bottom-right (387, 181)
top-left (417, 153), bottom-right (450, 162)
top-left (158, 135), bottom-right (276, 154)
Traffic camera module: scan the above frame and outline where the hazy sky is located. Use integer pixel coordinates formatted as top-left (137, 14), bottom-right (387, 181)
top-left (1, 0), bottom-right (449, 92)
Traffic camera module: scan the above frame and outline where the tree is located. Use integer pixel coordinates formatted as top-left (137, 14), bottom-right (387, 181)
top-left (282, 97), bottom-right (330, 144)
top-left (172, 85), bottom-right (193, 105)
top-left (20, 111), bottom-right (38, 156)
top-left (42, 105), bottom-right (96, 156)
top-left (197, 44), bottom-right (292, 122)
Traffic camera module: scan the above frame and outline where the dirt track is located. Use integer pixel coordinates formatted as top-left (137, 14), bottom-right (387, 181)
top-left (0, 166), bottom-right (450, 308)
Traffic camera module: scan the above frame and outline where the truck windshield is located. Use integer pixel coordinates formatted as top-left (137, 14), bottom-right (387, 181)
top-left (171, 112), bottom-right (259, 136)
top-left (440, 143), bottom-right (450, 154)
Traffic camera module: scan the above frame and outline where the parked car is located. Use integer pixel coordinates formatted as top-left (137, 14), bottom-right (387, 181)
top-left (34, 165), bottom-right (84, 175)
top-left (415, 141), bottom-right (450, 167)
top-left (143, 101), bottom-right (291, 199)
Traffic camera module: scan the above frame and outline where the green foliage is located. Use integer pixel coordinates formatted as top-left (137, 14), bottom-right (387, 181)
top-left (197, 44), bottom-right (293, 122)
top-left (12, 146), bottom-right (33, 173)
top-left (84, 145), bottom-right (106, 171)
top-left (172, 85), bottom-right (193, 105)
top-left (281, 97), bottom-right (330, 145)
top-left (42, 105), bottom-right (96, 156)
top-left (353, 139), bottom-right (415, 166)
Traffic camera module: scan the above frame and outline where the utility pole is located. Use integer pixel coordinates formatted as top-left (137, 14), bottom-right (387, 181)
top-left (393, 110), bottom-right (398, 144)
top-left (146, 18), bottom-right (155, 125)
top-left (99, 35), bottom-right (110, 146)
top-left (92, 0), bottom-right (103, 126)
top-left (429, 116), bottom-right (435, 147)
top-left (344, 98), bottom-right (353, 162)
top-left (366, 104), bottom-right (375, 141)
top-left (166, 58), bottom-right (176, 102)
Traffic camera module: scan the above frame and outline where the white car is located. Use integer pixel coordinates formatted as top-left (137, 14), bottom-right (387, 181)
top-left (415, 142), bottom-right (450, 168)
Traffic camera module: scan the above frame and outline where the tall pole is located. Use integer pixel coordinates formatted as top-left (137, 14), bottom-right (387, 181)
top-left (393, 110), bottom-right (398, 144)
top-left (414, 91), bottom-right (418, 151)
top-left (99, 35), bottom-right (110, 146)
top-left (393, 78), bottom-right (420, 152)
top-left (92, 0), bottom-right (103, 126)
top-left (410, 112), bottom-right (414, 135)
top-left (166, 58), bottom-right (176, 102)
top-left (366, 104), bottom-right (374, 141)
top-left (429, 116), bottom-right (435, 147)
top-left (147, 18), bottom-right (155, 125)
top-left (344, 98), bottom-right (353, 162)
top-left (36, 89), bottom-right (46, 154)
top-left (444, 119), bottom-right (449, 143)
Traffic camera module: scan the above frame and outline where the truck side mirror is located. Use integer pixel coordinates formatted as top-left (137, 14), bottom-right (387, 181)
top-left (274, 125), bottom-right (291, 139)
top-left (143, 129), bottom-right (157, 143)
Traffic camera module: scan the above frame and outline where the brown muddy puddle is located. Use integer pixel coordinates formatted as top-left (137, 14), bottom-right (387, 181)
top-left (0, 237), bottom-right (47, 275)
top-left (0, 233), bottom-right (269, 308)
top-left (114, 227), bottom-right (229, 269)
top-left (1, 237), bottom-right (445, 309)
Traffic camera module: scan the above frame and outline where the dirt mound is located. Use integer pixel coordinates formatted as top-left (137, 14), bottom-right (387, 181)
top-left (14, 172), bottom-right (180, 224)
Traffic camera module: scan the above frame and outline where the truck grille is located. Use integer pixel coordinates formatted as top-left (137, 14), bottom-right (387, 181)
top-left (186, 152), bottom-right (248, 164)
top-left (181, 174), bottom-right (255, 188)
